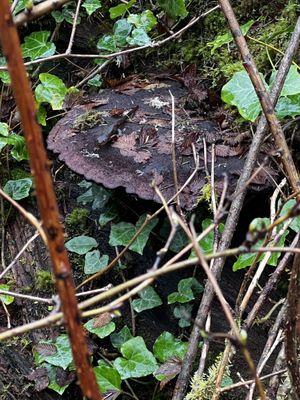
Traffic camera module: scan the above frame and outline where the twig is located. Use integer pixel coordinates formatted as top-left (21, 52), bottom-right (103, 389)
top-left (0, 188), bottom-right (47, 244)
top-left (66, 0), bottom-right (82, 54)
top-left (0, 289), bottom-right (53, 304)
top-left (14, 0), bottom-right (71, 26)
top-left (76, 60), bottom-right (111, 88)
top-left (266, 344), bottom-right (286, 399)
top-left (0, 5), bottom-right (102, 399)
top-left (219, 369), bottom-right (287, 393)
top-left (0, 231), bottom-right (39, 279)
top-left (169, 91), bottom-right (180, 209)
top-left (4, 6), bottom-right (221, 69)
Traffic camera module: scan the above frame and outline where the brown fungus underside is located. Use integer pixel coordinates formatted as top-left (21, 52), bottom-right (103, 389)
top-left (47, 77), bottom-right (275, 209)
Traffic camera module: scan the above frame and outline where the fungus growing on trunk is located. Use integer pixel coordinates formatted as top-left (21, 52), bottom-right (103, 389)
top-left (47, 77), bottom-right (275, 209)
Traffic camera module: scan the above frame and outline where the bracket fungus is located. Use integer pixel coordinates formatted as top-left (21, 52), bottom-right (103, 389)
top-left (47, 77), bottom-right (275, 209)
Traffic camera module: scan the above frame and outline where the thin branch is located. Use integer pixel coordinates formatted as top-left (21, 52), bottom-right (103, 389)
top-left (0, 5), bottom-right (102, 399)
top-left (65, 0), bottom-right (82, 54)
top-left (14, 0), bottom-right (71, 26)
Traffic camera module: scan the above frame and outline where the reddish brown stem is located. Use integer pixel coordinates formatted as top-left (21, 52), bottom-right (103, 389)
top-left (0, 2), bottom-right (102, 399)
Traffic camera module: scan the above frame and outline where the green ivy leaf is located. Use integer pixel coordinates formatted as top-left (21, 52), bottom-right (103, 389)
top-left (36, 104), bottom-right (47, 126)
top-left (207, 20), bottom-right (254, 54)
top-left (84, 319), bottom-right (116, 338)
top-left (109, 214), bottom-right (158, 255)
top-left (0, 58), bottom-right (10, 85)
top-left (3, 178), bottom-right (32, 200)
top-left (270, 66), bottom-right (300, 97)
top-left (114, 19), bottom-right (133, 47)
top-left (82, 0), bottom-right (101, 16)
top-left (35, 73), bottom-right (68, 110)
top-left (232, 217), bottom-right (288, 271)
top-left (97, 35), bottom-right (118, 53)
top-left (0, 122), bottom-right (28, 161)
top-left (280, 199), bottom-right (300, 233)
top-left (109, 0), bottom-right (136, 19)
top-left (153, 332), bottom-right (188, 363)
top-left (14, 0), bottom-right (26, 14)
top-left (77, 183), bottom-right (111, 210)
top-left (88, 74), bottom-right (103, 87)
top-left (168, 278), bottom-right (203, 304)
top-left (275, 94), bottom-right (300, 119)
top-left (110, 326), bottom-right (133, 350)
top-left (132, 286), bottom-right (162, 313)
top-left (35, 335), bottom-right (73, 370)
top-left (94, 361), bottom-right (121, 392)
top-left (65, 235), bottom-right (98, 255)
top-left (221, 70), bottom-right (268, 121)
top-left (84, 250), bottom-right (109, 274)
top-left (158, 0), bottom-right (188, 19)
top-left (98, 204), bottom-right (118, 227)
top-left (173, 304), bottom-right (192, 327)
top-left (0, 284), bottom-right (14, 305)
top-left (0, 122), bottom-right (9, 137)
top-left (127, 10), bottom-right (157, 32)
top-left (113, 337), bottom-right (158, 379)
top-left (127, 28), bottom-right (151, 46)
top-left (21, 31), bottom-right (56, 61)
top-left (44, 364), bottom-right (70, 395)
top-left (51, 4), bottom-right (82, 24)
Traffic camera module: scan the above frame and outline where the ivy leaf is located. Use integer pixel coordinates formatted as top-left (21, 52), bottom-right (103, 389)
top-left (0, 57), bottom-right (10, 85)
top-left (114, 19), bottom-right (133, 47)
top-left (84, 250), bottom-right (109, 274)
top-left (35, 73), bottom-right (68, 110)
top-left (232, 217), bottom-right (288, 271)
top-left (21, 31), bottom-right (56, 61)
top-left (88, 74), bottom-right (103, 87)
top-left (270, 66), bottom-right (300, 97)
top-left (82, 0), bottom-right (101, 16)
top-left (168, 278), bottom-right (203, 304)
top-left (98, 204), bottom-right (118, 227)
top-left (113, 337), bottom-right (158, 379)
top-left (110, 326), bottom-right (133, 350)
top-left (3, 178), bottom-right (32, 200)
top-left (0, 122), bottom-right (28, 161)
top-left (0, 284), bottom-right (14, 305)
top-left (34, 335), bottom-right (73, 370)
top-left (109, 214), bottom-right (158, 255)
top-left (37, 105), bottom-right (47, 126)
top-left (44, 364), bottom-right (70, 395)
top-left (13, 0), bottom-right (26, 14)
top-left (65, 235), bottom-right (98, 255)
top-left (0, 122), bottom-right (9, 137)
top-left (158, 0), bottom-right (188, 19)
top-left (207, 20), bottom-right (254, 54)
top-left (109, 0), bottom-right (136, 19)
top-left (275, 95), bottom-right (300, 119)
top-left (6, 133), bottom-right (28, 161)
top-left (280, 199), bottom-right (300, 233)
top-left (84, 319), bottom-right (116, 338)
top-left (221, 70), bottom-right (268, 121)
top-left (94, 361), bottom-right (121, 392)
top-left (173, 304), bottom-right (192, 328)
top-left (127, 10), bottom-right (157, 32)
top-left (132, 286), bottom-right (162, 313)
top-left (153, 332), bottom-right (188, 363)
top-left (97, 35), bottom-right (118, 53)
top-left (127, 28), bottom-right (151, 47)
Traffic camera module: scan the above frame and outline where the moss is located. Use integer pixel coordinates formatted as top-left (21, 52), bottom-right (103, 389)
top-left (10, 167), bottom-right (31, 180)
top-left (35, 269), bottom-right (54, 292)
top-left (65, 207), bottom-right (89, 231)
